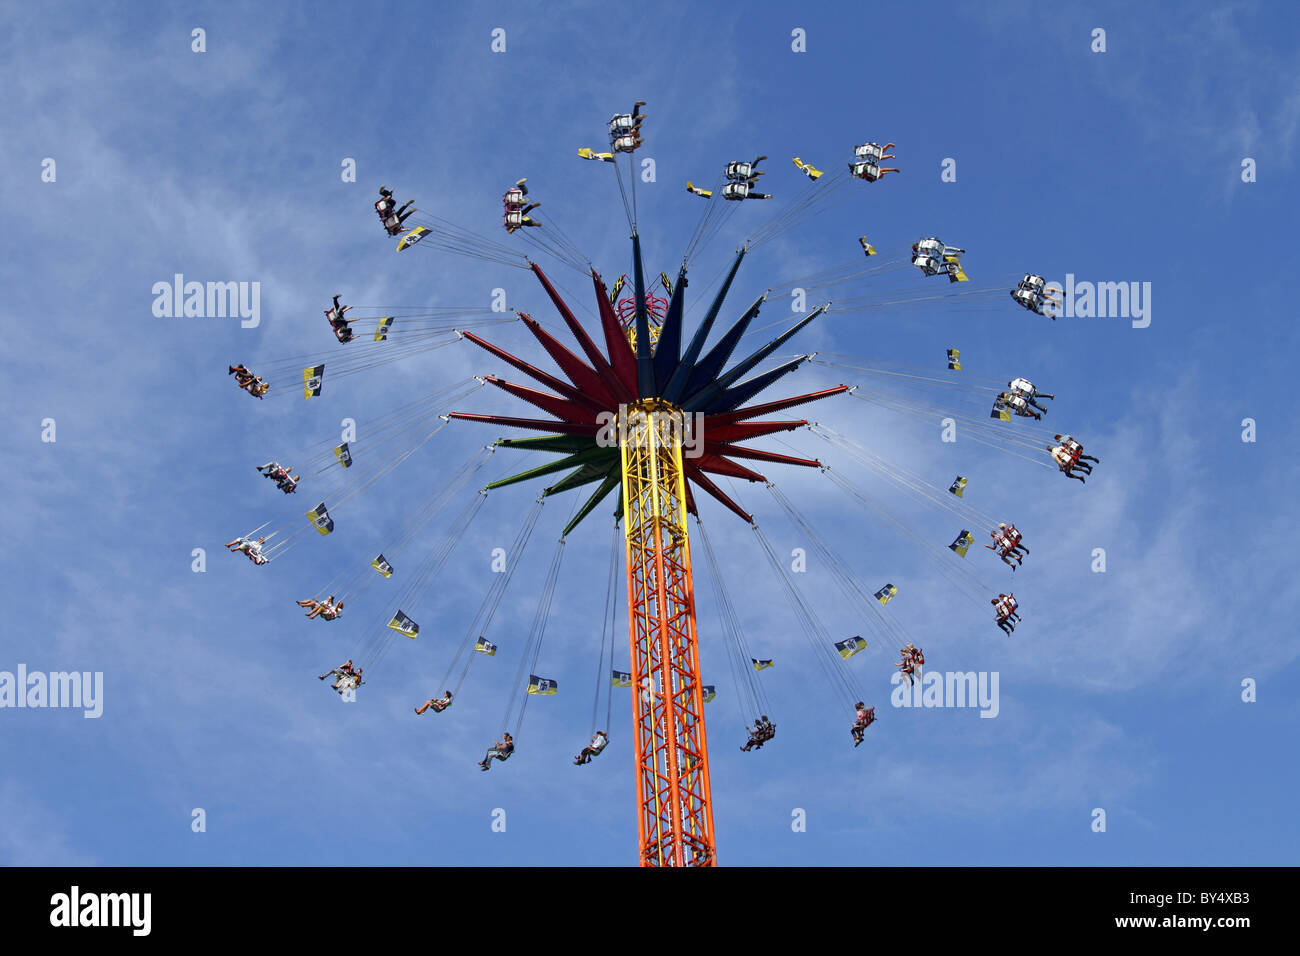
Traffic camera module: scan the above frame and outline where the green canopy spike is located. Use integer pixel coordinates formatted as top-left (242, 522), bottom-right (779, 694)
top-left (496, 434), bottom-right (600, 455)
top-left (563, 472), bottom-right (623, 537)
top-left (485, 446), bottom-right (614, 490)
top-left (546, 459), bottom-right (619, 496)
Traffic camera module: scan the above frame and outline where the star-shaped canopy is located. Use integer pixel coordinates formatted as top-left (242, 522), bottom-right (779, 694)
top-left (449, 236), bottom-right (849, 535)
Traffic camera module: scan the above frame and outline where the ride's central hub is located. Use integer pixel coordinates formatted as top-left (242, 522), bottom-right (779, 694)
top-left (619, 398), bottom-right (688, 444)
top-left (621, 399), bottom-right (690, 543)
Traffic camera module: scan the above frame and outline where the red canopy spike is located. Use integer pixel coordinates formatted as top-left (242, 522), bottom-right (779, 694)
top-left (703, 385), bottom-right (851, 427)
top-left (460, 330), bottom-right (607, 416)
top-left (519, 314), bottom-right (619, 408)
top-left (593, 273), bottom-right (640, 393)
top-left (685, 464), bottom-right (753, 523)
top-left (530, 263), bottom-right (633, 403)
top-left (446, 412), bottom-right (599, 436)
top-left (692, 452), bottom-right (767, 483)
top-left (482, 375), bottom-right (599, 425)
top-left (702, 420), bottom-right (809, 444)
top-left (704, 442), bottom-right (821, 468)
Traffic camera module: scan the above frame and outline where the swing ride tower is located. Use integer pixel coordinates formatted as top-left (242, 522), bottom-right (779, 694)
top-left (449, 234), bottom-right (846, 866)
top-left (620, 399), bottom-right (715, 866)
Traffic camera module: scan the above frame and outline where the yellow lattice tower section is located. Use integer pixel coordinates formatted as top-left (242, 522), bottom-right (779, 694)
top-left (619, 400), bottom-right (716, 866)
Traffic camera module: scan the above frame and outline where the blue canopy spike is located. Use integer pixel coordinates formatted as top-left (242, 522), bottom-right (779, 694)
top-left (679, 294), bottom-right (766, 403)
top-left (631, 234), bottom-right (655, 398)
top-left (662, 247), bottom-right (747, 403)
top-left (681, 306), bottom-right (825, 411)
top-left (651, 265), bottom-right (689, 393)
top-left (703, 355), bottom-right (815, 414)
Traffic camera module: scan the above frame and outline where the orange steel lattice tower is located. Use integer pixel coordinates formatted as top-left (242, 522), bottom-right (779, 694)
top-left (619, 401), bottom-right (715, 866)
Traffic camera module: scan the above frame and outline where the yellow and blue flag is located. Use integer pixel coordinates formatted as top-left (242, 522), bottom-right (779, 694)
top-left (303, 364), bottom-right (324, 399)
top-left (387, 610), bottom-right (419, 639)
top-left (306, 501), bottom-right (334, 536)
top-left (949, 530), bottom-right (975, 558)
top-left (835, 636), bottom-right (868, 659)
top-left (397, 225), bottom-right (428, 251)
top-left (528, 675), bottom-right (558, 695)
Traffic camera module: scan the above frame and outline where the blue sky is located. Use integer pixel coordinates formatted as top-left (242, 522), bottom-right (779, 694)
top-left (1, 0), bottom-right (1297, 866)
